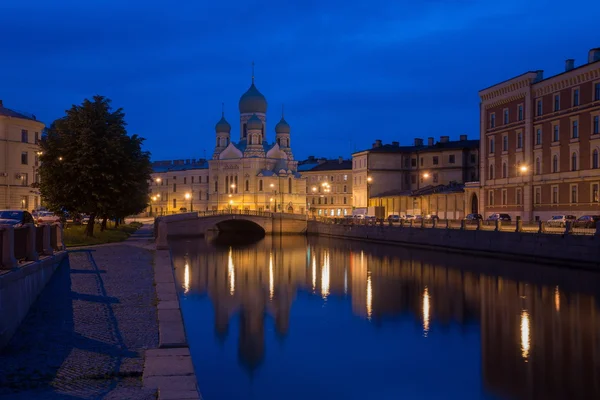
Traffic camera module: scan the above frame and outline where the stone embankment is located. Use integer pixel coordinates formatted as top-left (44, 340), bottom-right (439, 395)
top-left (308, 221), bottom-right (600, 269)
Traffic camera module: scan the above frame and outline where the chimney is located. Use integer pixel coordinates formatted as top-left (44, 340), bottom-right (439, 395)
top-left (427, 137), bottom-right (434, 146)
top-left (460, 134), bottom-right (467, 141)
top-left (565, 59), bottom-right (575, 72)
top-left (338, 156), bottom-right (343, 164)
top-left (588, 48), bottom-right (600, 64)
top-left (440, 136), bottom-right (450, 143)
top-left (373, 139), bottom-right (382, 148)
top-left (414, 138), bottom-right (423, 147)
top-left (391, 141), bottom-right (399, 147)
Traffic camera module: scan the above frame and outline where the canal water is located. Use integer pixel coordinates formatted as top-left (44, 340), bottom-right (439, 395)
top-left (169, 235), bottom-right (600, 400)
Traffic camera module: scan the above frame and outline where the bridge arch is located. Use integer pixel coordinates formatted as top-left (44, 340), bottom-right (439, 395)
top-left (215, 219), bottom-right (266, 237)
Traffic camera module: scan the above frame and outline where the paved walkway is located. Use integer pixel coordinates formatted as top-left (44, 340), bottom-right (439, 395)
top-left (0, 226), bottom-right (159, 399)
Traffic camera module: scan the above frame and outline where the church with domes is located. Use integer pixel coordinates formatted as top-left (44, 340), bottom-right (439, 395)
top-left (206, 71), bottom-right (307, 213)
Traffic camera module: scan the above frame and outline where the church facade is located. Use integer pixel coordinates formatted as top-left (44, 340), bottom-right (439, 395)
top-left (149, 74), bottom-right (307, 214)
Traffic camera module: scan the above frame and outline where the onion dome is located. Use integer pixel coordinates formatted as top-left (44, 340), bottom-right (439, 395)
top-left (239, 83), bottom-right (267, 114)
top-left (215, 112), bottom-right (231, 133)
top-left (275, 117), bottom-right (290, 134)
top-left (246, 114), bottom-right (263, 130)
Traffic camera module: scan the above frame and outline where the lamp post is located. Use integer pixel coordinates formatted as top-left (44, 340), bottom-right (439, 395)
top-left (230, 183), bottom-right (236, 212)
top-left (519, 164), bottom-right (530, 221)
top-left (366, 176), bottom-right (372, 208)
top-left (185, 192), bottom-right (192, 212)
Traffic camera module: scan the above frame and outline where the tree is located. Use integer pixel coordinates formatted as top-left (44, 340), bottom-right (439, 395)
top-left (38, 96), bottom-right (151, 236)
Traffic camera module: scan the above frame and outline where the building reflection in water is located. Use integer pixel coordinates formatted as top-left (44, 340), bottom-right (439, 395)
top-left (170, 235), bottom-right (600, 400)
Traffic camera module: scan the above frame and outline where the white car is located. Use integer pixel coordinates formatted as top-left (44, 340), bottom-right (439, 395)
top-left (546, 215), bottom-right (576, 227)
top-left (36, 211), bottom-right (61, 224)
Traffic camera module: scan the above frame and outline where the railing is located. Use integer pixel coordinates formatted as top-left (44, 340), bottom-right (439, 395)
top-left (313, 217), bottom-right (600, 236)
top-left (0, 223), bottom-right (64, 270)
top-left (197, 210), bottom-right (275, 218)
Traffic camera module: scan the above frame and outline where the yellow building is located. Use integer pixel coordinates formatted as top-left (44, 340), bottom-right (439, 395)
top-left (299, 157), bottom-right (353, 217)
top-left (148, 72), bottom-right (307, 214)
top-left (0, 100), bottom-right (44, 210)
top-left (353, 135), bottom-right (479, 217)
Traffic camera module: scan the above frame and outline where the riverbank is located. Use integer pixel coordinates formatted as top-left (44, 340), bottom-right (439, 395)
top-left (308, 221), bottom-right (600, 269)
top-left (0, 229), bottom-right (159, 399)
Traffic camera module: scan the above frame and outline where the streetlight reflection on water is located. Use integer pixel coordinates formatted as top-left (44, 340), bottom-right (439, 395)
top-left (228, 247), bottom-right (235, 296)
top-left (183, 263), bottom-right (190, 294)
top-left (321, 251), bottom-right (330, 299)
top-left (269, 252), bottom-right (274, 300)
top-left (521, 310), bottom-right (531, 362)
top-left (423, 286), bottom-right (430, 337)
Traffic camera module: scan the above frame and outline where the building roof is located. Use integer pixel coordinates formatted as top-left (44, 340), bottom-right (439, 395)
top-left (152, 159), bottom-right (208, 173)
top-left (302, 159), bottom-right (352, 172)
top-left (353, 139), bottom-right (479, 155)
top-left (0, 101), bottom-right (41, 122)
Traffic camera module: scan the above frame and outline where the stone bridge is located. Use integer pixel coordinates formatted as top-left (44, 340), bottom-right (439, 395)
top-left (156, 210), bottom-right (308, 238)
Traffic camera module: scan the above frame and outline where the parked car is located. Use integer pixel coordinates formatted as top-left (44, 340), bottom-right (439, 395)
top-left (487, 213), bottom-right (512, 222)
top-left (546, 215), bottom-right (576, 227)
top-left (36, 211), bottom-right (61, 224)
top-left (425, 214), bottom-right (439, 220)
top-left (387, 214), bottom-right (400, 223)
top-left (0, 210), bottom-right (35, 227)
top-left (403, 215), bottom-right (417, 221)
top-left (574, 215), bottom-right (600, 228)
top-left (465, 213), bottom-right (483, 220)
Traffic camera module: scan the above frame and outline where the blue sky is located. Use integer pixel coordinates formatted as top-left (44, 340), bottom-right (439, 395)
top-left (1, 0), bottom-right (599, 161)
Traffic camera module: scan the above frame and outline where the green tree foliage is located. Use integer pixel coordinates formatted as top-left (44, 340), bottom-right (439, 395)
top-left (38, 96), bottom-right (151, 236)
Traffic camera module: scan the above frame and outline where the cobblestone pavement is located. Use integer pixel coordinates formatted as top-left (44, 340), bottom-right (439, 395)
top-left (0, 233), bottom-right (159, 400)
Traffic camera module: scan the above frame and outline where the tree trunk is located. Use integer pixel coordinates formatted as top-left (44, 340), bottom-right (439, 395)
top-left (86, 213), bottom-right (96, 237)
top-left (114, 218), bottom-right (120, 228)
top-left (101, 216), bottom-right (108, 231)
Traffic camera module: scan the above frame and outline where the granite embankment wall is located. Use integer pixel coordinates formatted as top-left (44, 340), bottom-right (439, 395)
top-left (308, 222), bottom-right (600, 269)
top-left (0, 252), bottom-right (68, 349)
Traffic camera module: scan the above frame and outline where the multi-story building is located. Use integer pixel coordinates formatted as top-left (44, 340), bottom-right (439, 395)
top-left (0, 100), bottom-right (44, 210)
top-left (148, 71), bottom-right (307, 214)
top-left (299, 157), bottom-right (352, 217)
top-left (476, 47), bottom-right (600, 220)
top-left (352, 135), bottom-right (479, 217)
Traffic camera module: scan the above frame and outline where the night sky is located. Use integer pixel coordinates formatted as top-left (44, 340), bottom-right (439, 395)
top-left (1, 1), bottom-right (599, 161)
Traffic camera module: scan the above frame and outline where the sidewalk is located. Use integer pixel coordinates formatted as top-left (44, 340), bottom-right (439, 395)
top-left (0, 226), bottom-right (159, 399)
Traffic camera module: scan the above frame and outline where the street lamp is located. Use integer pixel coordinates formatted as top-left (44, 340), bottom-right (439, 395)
top-left (366, 176), bottom-right (372, 207)
top-left (185, 192), bottom-right (192, 212)
top-left (155, 177), bottom-right (161, 184)
top-left (520, 165), bottom-right (528, 173)
top-left (423, 173), bottom-right (429, 178)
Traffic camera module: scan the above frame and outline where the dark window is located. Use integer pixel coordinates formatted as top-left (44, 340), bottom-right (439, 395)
top-left (516, 189), bottom-right (522, 205)
top-left (173, 199), bottom-right (177, 209)
top-left (411, 158), bottom-right (416, 167)
top-left (343, 185), bottom-right (347, 192)
top-left (537, 100), bottom-right (542, 116)
top-left (288, 178), bottom-right (292, 193)
top-left (470, 154), bottom-right (476, 163)
top-left (502, 163), bottom-right (507, 178)
top-left (184, 177), bottom-right (187, 184)
top-left (535, 158), bottom-right (540, 175)
top-left (35, 132), bottom-right (39, 144)
top-left (571, 185), bottom-right (577, 203)
top-left (433, 156), bottom-right (439, 165)
top-left (420, 157), bottom-right (423, 167)
top-left (490, 114), bottom-right (495, 128)
top-left (433, 173), bottom-right (438, 183)
top-left (553, 155), bottom-right (558, 173)
top-left (553, 125), bottom-right (559, 142)
top-left (411, 175), bottom-right (416, 184)
top-left (573, 89), bottom-right (580, 106)
top-left (554, 95), bottom-right (560, 111)
top-left (489, 165), bottom-right (494, 179)
top-left (517, 132), bottom-right (522, 148)
top-left (490, 138), bottom-right (495, 153)
top-left (593, 149), bottom-right (599, 169)
top-left (191, 177), bottom-right (194, 183)
top-left (245, 180), bottom-right (249, 191)
top-left (259, 180), bottom-right (263, 191)
top-left (572, 120), bottom-right (579, 138)
top-left (21, 151), bottom-right (28, 165)
top-left (596, 83), bottom-right (600, 101)
top-left (535, 188), bottom-right (541, 204)
top-left (518, 105), bottom-right (523, 121)
top-left (571, 152), bottom-right (577, 171)
top-left (214, 181), bottom-right (218, 192)
top-left (449, 155), bottom-right (455, 164)
top-left (343, 197), bottom-right (347, 204)
top-left (536, 129), bottom-right (541, 145)
top-left (502, 136), bottom-right (508, 151)
top-left (503, 109), bottom-right (509, 124)
top-left (243, 123), bottom-right (247, 138)
top-left (21, 130), bottom-right (28, 143)
top-left (594, 116), bottom-right (599, 135)
top-left (173, 184), bottom-right (176, 192)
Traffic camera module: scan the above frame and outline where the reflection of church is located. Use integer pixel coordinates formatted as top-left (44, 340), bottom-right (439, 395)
top-left (172, 237), bottom-right (600, 397)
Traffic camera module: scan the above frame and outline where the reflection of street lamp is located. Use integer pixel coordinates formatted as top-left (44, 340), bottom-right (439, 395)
top-left (185, 192), bottom-right (192, 212)
top-left (229, 199), bottom-right (233, 212)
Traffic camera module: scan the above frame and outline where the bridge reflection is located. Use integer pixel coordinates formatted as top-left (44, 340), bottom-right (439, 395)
top-left (170, 236), bottom-right (600, 399)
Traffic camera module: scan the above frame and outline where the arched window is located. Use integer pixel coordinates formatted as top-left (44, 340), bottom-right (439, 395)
top-left (593, 149), bottom-right (599, 169)
top-left (288, 177), bottom-right (292, 193)
top-left (502, 162), bottom-right (507, 178)
top-left (245, 180), bottom-right (249, 191)
top-left (535, 158), bottom-right (540, 175)
top-left (571, 152), bottom-right (577, 171)
top-left (553, 155), bottom-right (558, 173)
top-left (489, 164), bottom-right (494, 179)
top-left (243, 123), bottom-right (247, 138)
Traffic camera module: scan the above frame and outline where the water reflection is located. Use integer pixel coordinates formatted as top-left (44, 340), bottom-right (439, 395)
top-left (170, 235), bottom-right (600, 400)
